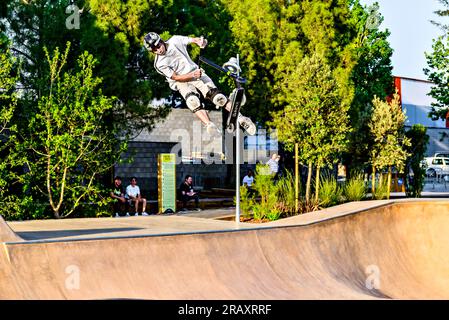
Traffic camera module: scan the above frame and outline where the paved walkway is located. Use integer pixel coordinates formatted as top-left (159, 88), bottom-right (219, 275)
top-left (8, 208), bottom-right (248, 242)
top-left (7, 198), bottom-right (447, 242)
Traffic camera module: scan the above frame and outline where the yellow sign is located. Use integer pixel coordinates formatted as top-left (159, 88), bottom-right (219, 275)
top-left (157, 154), bottom-right (176, 214)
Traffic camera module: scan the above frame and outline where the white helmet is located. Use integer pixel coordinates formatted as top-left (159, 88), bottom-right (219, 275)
top-left (144, 32), bottom-right (162, 51)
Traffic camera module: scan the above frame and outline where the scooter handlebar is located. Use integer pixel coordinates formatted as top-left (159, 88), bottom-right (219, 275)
top-left (199, 56), bottom-right (247, 84)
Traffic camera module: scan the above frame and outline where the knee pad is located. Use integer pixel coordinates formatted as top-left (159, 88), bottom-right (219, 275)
top-left (206, 88), bottom-right (228, 107)
top-left (185, 92), bottom-right (202, 113)
top-left (213, 93), bottom-right (228, 107)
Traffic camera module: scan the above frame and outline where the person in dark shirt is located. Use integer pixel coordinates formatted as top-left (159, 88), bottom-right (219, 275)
top-left (179, 175), bottom-right (200, 212)
top-left (110, 176), bottom-right (128, 217)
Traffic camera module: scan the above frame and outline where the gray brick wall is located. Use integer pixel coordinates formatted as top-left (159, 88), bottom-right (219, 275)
top-left (114, 108), bottom-right (280, 197)
top-left (115, 109), bottom-right (231, 199)
top-left (133, 108), bottom-right (223, 156)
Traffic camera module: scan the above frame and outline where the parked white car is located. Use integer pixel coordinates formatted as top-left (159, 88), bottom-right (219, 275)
top-left (423, 156), bottom-right (449, 177)
top-left (433, 151), bottom-right (449, 158)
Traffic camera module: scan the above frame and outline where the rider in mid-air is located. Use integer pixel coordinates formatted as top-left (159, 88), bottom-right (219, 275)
top-left (144, 32), bottom-right (256, 136)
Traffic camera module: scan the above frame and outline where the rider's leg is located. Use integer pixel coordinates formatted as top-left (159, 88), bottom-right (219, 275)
top-left (194, 74), bottom-right (256, 135)
top-left (193, 109), bottom-right (210, 125)
top-left (178, 81), bottom-right (221, 136)
top-left (205, 87), bottom-right (256, 136)
top-left (178, 83), bottom-right (209, 124)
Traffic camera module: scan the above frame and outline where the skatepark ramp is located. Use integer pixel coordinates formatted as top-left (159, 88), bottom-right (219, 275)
top-left (0, 215), bottom-right (23, 243)
top-left (1, 200), bottom-right (449, 299)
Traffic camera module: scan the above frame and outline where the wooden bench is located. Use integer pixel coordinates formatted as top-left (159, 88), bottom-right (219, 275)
top-left (145, 197), bottom-right (234, 213)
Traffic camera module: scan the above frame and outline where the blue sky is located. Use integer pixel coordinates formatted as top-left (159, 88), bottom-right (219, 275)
top-left (360, 0), bottom-right (445, 80)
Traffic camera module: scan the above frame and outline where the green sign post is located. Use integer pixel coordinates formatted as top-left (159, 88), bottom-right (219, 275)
top-left (158, 153), bottom-right (176, 214)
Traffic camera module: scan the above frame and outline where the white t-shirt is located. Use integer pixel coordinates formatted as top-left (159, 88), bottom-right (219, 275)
top-left (266, 159), bottom-right (279, 174)
top-left (243, 175), bottom-right (254, 187)
top-left (126, 185), bottom-right (141, 198)
top-left (154, 35), bottom-right (198, 90)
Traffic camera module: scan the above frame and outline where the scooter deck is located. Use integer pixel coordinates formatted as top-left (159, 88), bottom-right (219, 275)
top-left (226, 87), bottom-right (244, 133)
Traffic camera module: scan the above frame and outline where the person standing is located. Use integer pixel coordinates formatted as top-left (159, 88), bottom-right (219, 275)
top-left (126, 177), bottom-right (149, 216)
top-left (242, 169), bottom-right (255, 187)
top-left (242, 169), bottom-right (255, 197)
top-left (266, 153), bottom-right (281, 176)
top-left (143, 32), bottom-right (256, 137)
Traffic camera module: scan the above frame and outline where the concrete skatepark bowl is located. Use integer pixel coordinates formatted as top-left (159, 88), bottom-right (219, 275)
top-left (0, 199), bottom-right (448, 299)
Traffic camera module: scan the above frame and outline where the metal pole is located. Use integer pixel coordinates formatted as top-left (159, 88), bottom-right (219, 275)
top-left (235, 54), bottom-right (240, 224)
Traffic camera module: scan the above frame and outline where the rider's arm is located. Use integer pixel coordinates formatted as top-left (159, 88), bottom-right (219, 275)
top-left (171, 69), bottom-right (202, 82)
top-left (190, 37), bottom-right (207, 48)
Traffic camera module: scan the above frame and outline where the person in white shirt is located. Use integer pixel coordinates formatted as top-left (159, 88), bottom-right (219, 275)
top-left (125, 177), bottom-right (148, 216)
top-left (143, 32), bottom-right (256, 137)
top-left (242, 169), bottom-right (254, 187)
top-left (242, 169), bottom-right (255, 197)
top-left (266, 153), bottom-right (281, 175)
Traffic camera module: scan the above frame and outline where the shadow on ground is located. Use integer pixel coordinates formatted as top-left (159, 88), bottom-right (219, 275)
top-left (17, 227), bottom-right (144, 241)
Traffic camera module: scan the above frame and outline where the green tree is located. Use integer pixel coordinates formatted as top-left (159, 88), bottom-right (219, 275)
top-left (431, 0), bottom-right (449, 32)
top-left (14, 44), bottom-right (127, 218)
top-left (404, 124), bottom-right (429, 198)
top-left (219, 0), bottom-right (284, 123)
top-left (424, 0), bottom-right (449, 121)
top-left (424, 35), bottom-right (449, 121)
top-left (344, 1), bottom-right (394, 172)
top-left (271, 52), bottom-right (350, 203)
top-left (4, 0), bottom-right (236, 134)
top-left (0, 33), bottom-right (22, 218)
top-left (369, 92), bottom-right (411, 199)
top-left (0, 38), bottom-right (16, 135)
top-left (3, 0), bottom-right (169, 134)
top-left (221, 0), bottom-right (392, 146)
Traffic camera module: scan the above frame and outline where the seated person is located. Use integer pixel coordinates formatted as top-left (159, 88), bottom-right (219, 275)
top-left (110, 176), bottom-right (128, 217)
top-left (179, 175), bottom-right (200, 211)
top-left (125, 177), bottom-right (149, 216)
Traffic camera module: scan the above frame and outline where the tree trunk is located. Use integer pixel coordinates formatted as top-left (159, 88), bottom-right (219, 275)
top-left (387, 166), bottom-right (392, 200)
top-left (372, 166), bottom-right (376, 195)
top-left (306, 161), bottom-right (312, 203)
top-left (315, 166), bottom-right (321, 203)
top-left (295, 143), bottom-right (299, 213)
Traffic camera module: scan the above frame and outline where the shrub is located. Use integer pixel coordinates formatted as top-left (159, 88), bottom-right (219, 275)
top-left (0, 195), bottom-right (51, 221)
top-left (344, 172), bottom-right (367, 201)
top-left (250, 164), bottom-right (278, 221)
top-left (318, 175), bottom-right (343, 207)
top-left (235, 185), bottom-right (255, 218)
top-left (252, 205), bottom-right (265, 221)
top-left (372, 178), bottom-right (389, 200)
top-left (275, 171), bottom-right (296, 215)
top-left (297, 198), bottom-right (321, 214)
top-left (266, 206), bottom-right (282, 221)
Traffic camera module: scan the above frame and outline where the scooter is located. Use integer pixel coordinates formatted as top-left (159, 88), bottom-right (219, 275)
top-left (198, 55), bottom-right (246, 133)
